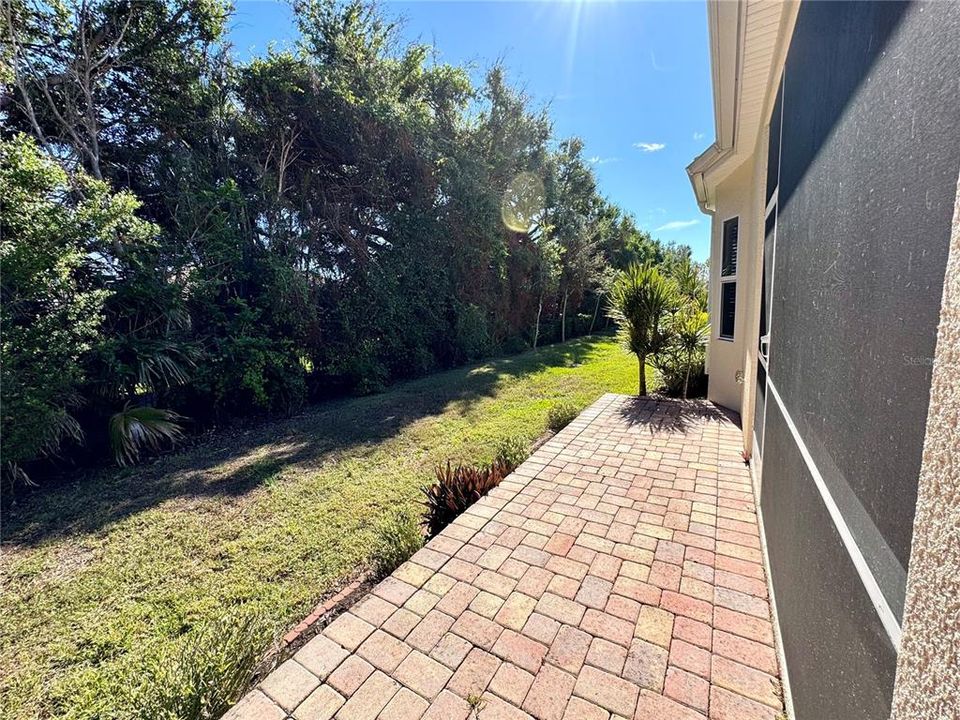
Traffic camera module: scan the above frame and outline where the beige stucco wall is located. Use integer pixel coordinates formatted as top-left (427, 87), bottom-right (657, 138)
top-left (706, 158), bottom-right (758, 418)
top-left (890, 174), bottom-right (960, 719)
top-left (738, 128), bottom-right (770, 464)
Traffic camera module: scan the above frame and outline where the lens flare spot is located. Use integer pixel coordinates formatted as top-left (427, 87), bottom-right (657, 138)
top-left (501, 172), bottom-right (545, 233)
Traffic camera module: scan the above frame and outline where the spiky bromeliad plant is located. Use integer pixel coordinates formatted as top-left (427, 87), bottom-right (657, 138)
top-left (608, 263), bottom-right (678, 396)
top-left (422, 459), bottom-right (513, 537)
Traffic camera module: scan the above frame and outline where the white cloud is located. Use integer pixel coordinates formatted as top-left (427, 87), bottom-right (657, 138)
top-left (650, 51), bottom-right (665, 72)
top-left (693, 131), bottom-right (706, 140)
top-left (633, 142), bottom-right (666, 153)
top-left (655, 219), bottom-right (700, 232)
top-left (588, 156), bottom-right (619, 165)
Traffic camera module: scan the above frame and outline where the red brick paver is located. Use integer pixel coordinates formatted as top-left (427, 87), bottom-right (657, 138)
top-left (224, 395), bottom-right (783, 720)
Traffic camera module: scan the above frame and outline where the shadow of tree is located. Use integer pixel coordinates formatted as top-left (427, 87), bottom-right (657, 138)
top-left (3, 335), bottom-right (615, 547)
top-left (616, 395), bottom-right (740, 435)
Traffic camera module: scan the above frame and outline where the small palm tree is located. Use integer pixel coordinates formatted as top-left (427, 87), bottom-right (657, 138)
top-left (671, 256), bottom-right (709, 312)
top-left (671, 309), bottom-right (710, 399)
top-left (609, 263), bottom-right (678, 395)
top-left (97, 335), bottom-right (196, 465)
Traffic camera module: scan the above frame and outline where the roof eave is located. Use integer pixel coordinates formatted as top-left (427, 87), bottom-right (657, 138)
top-left (687, 0), bottom-right (800, 215)
top-left (686, 143), bottom-right (727, 213)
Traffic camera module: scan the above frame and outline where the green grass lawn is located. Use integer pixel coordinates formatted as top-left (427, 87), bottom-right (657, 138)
top-left (0, 336), bottom-right (647, 719)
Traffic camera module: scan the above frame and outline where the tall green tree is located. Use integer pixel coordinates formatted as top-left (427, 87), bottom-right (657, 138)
top-left (548, 138), bottom-right (605, 342)
top-left (4, 0), bottom-right (230, 181)
top-left (1, 0), bottom-right (699, 482)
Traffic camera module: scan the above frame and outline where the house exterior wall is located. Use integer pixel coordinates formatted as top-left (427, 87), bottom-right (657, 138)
top-left (737, 127), bottom-right (770, 470)
top-left (699, 2), bottom-right (960, 718)
top-left (705, 159), bottom-right (754, 414)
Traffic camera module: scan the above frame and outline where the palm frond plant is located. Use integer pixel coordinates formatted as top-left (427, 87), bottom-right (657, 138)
top-left (92, 332), bottom-right (197, 466)
top-left (133, 340), bottom-right (199, 391)
top-left (671, 309), bottom-right (710, 399)
top-left (671, 256), bottom-right (709, 312)
top-left (109, 404), bottom-right (186, 466)
top-left (608, 263), bottom-right (678, 395)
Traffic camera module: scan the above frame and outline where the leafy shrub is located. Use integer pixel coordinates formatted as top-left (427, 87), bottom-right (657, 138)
top-left (498, 334), bottom-right (529, 356)
top-left (652, 304), bottom-right (710, 399)
top-left (422, 460), bottom-right (512, 536)
top-left (122, 610), bottom-right (272, 720)
top-left (453, 303), bottom-right (491, 363)
top-left (546, 401), bottom-right (580, 432)
top-left (192, 334), bottom-right (307, 416)
top-left (494, 435), bottom-right (528, 471)
top-left (655, 354), bottom-right (708, 399)
top-left (0, 134), bottom-right (180, 481)
top-left (333, 338), bottom-right (389, 396)
top-left (371, 509), bottom-right (424, 576)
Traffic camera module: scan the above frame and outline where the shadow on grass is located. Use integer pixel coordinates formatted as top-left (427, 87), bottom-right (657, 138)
top-left (616, 395), bottom-right (740, 435)
top-left (3, 335), bottom-right (614, 547)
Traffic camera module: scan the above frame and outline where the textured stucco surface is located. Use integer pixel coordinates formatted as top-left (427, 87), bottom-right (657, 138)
top-left (891, 174), bottom-right (960, 719)
top-left (706, 159), bottom-right (755, 415)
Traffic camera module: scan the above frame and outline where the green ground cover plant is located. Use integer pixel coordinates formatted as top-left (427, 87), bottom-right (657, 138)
top-left (371, 509), bottom-right (425, 577)
top-left (121, 610), bottom-right (272, 720)
top-left (493, 435), bottom-right (530, 470)
top-left (546, 401), bottom-right (581, 432)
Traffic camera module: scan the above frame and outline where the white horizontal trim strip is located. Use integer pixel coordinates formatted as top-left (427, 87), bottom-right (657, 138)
top-left (765, 377), bottom-right (903, 650)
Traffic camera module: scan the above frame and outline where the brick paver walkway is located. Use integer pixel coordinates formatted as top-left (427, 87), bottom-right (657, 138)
top-left (227, 394), bottom-right (783, 720)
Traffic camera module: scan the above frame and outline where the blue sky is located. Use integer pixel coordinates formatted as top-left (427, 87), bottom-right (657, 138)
top-left (230, 1), bottom-right (713, 260)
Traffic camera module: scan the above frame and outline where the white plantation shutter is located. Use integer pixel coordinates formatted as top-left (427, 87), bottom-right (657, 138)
top-left (722, 218), bottom-right (739, 277)
top-left (719, 217), bottom-right (738, 340)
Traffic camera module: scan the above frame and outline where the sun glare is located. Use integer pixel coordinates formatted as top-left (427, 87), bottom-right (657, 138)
top-left (501, 172), bottom-right (546, 233)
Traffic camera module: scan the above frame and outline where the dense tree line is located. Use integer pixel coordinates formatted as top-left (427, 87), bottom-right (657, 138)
top-left (1, 0), bottom-right (694, 482)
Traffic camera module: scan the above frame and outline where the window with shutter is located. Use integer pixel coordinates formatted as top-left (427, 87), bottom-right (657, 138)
top-left (722, 218), bottom-right (739, 277)
top-left (718, 216), bottom-right (739, 340)
top-left (720, 282), bottom-right (736, 339)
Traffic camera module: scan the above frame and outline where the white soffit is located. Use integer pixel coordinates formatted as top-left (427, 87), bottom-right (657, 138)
top-left (687, 0), bottom-right (799, 213)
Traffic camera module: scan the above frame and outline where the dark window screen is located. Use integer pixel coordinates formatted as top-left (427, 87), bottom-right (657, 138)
top-left (721, 218), bottom-right (739, 276)
top-left (720, 282), bottom-right (736, 338)
top-left (754, 361), bottom-right (767, 455)
top-left (758, 269), bottom-right (767, 347)
top-left (759, 210), bottom-right (776, 348)
top-left (759, 1), bottom-right (958, 718)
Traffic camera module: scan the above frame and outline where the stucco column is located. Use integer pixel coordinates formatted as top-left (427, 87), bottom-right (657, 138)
top-left (739, 127), bottom-right (771, 466)
top-left (890, 174), bottom-right (960, 719)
